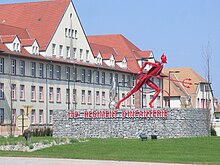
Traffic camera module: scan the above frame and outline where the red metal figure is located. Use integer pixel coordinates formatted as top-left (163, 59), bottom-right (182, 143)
top-left (115, 54), bottom-right (167, 109)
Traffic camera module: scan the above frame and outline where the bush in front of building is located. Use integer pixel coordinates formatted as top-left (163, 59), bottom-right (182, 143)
top-left (211, 126), bottom-right (217, 136)
top-left (31, 128), bottom-right (53, 137)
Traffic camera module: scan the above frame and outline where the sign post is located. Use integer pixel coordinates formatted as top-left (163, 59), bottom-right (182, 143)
top-left (16, 115), bottom-right (30, 134)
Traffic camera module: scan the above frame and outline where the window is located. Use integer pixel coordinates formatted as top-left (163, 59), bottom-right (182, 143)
top-left (110, 73), bottom-right (113, 84)
top-left (12, 109), bottom-right (16, 124)
top-left (132, 95), bottom-right (135, 106)
top-left (80, 49), bottom-right (83, 61)
top-left (143, 94), bottom-right (147, 107)
top-left (0, 58), bottom-right (4, 73)
top-left (88, 90), bottom-right (92, 104)
top-left (122, 93), bottom-right (125, 106)
top-left (20, 85), bottom-right (25, 100)
top-left (16, 43), bottom-right (19, 52)
top-left (127, 97), bottom-right (131, 107)
top-left (56, 88), bottom-right (61, 103)
top-left (13, 43), bottom-right (16, 51)
top-left (65, 67), bottom-right (70, 80)
top-left (75, 30), bottom-right (78, 39)
top-left (31, 62), bottom-right (36, 77)
top-left (87, 70), bottom-right (92, 83)
top-left (39, 109), bottom-right (44, 124)
top-left (96, 91), bottom-right (100, 105)
top-left (73, 67), bottom-right (77, 81)
top-left (49, 64), bottom-right (53, 79)
top-left (11, 59), bottom-right (16, 75)
top-left (101, 72), bottom-right (105, 85)
top-left (20, 109), bottom-right (24, 116)
top-left (19, 60), bottom-right (25, 76)
top-left (52, 43), bottom-right (56, 55)
top-left (68, 29), bottom-right (71, 38)
top-left (102, 92), bottom-right (106, 105)
top-left (73, 89), bottom-right (77, 103)
top-left (73, 48), bottom-right (77, 59)
top-left (97, 56), bottom-right (102, 65)
top-left (71, 29), bottom-right (74, 38)
top-left (39, 86), bottom-right (44, 102)
top-left (32, 46), bottom-right (35, 55)
top-left (31, 109), bottom-right (36, 124)
top-left (127, 75), bottom-right (131, 87)
top-left (56, 65), bottom-right (61, 80)
top-left (0, 83), bottom-right (4, 99)
top-left (49, 110), bottom-right (53, 124)
top-left (122, 75), bottom-right (125, 87)
top-left (59, 45), bottom-right (63, 57)
top-left (110, 58), bottom-right (115, 67)
top-left (81, 90), bottom-right (85, 104)
top-left (11, 84), bottom-right (16, 100)
top-left (31, 86), bottom-right (36, 101)
top-left (81, 69), bottom-right (85, 82)
top-left (49, 87), bottom-right (54, 102)
top-left (39, 63), bottom-right (44, 78)
top-left (115, 73), bottom-right (118, 84)
top-left (197, 98), bottom-right (200, 108)
top-left (0, 109), bottom-right (4, 124)
top-left (157, 96), bottom-right (161, 108)
top-left (132, 75), bottom-right (135, 86)
top-left (66, 88), bottom-right (70, 103)
top-left (66, 46), bottom-right (70, 58)
top-left (86, 50), bottom-right (89, 62)
top-left (200, 84), bottom-right (205, 92)
top-left (95, 71), bottom-right (99, 84)
top-left (201, 99), bottom-right (205, 108)
top-left (65, 28), bottom-right (68, 37)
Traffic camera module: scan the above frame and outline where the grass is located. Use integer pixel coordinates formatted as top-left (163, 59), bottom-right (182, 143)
top-left (0, 136), bottom-right (220, 164)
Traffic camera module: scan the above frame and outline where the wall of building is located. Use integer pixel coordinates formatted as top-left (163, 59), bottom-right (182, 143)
top-left (53, 108), bottom-right (210, 139)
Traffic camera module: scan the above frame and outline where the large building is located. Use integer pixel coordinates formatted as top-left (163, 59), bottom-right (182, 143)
top-left (0, 0), bottom-right (163, 136)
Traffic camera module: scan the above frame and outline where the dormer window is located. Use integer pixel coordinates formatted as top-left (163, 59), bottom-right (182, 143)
top-left (109, 55), bottom-right (115, 67)
top-left (0, 35), bottom-right (20, 52)
top-left (32, 45), bottom-right (39, 55)
top-left (13, 42), bottom-right (20, 52)
top-left (96, 52), bottom-right (102, 65)
top-left (110, 59), bottom-right (115, 67)
top-left (97, 57), bottom-right (102, 65)
top-left (122, 58), bottom-right (127, 69)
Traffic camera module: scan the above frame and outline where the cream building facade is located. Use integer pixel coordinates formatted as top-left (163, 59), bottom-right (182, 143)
top-left (0, 0), bottom-right (163, 136)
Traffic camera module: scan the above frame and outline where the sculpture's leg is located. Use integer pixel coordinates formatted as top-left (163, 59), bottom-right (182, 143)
top-left (115, 78), bottom-right (146, 109)
top-left (146, 80), bottom-right (160, 108)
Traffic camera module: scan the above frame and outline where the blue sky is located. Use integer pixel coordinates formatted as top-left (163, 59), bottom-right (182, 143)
top-left (1, 0), bottom-right (220, 100)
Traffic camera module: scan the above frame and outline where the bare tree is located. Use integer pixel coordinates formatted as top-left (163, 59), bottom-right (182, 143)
top-left (203, 41), bottom-right (212, 84)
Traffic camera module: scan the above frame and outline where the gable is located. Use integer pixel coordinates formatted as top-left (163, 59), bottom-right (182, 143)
top-left (45, 1), bottom-right (94, 63)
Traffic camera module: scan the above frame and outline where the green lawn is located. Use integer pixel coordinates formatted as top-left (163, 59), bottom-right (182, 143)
top-left (0, 136), bottom-right (220, 164)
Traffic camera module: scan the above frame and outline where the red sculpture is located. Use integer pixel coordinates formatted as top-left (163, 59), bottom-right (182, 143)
top-left (115, 54), bottom-right (193, 109)
top-left (116, 54), bottom-right (167, 109)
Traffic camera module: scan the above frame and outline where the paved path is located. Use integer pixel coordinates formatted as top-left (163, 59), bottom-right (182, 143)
top-left (0, 157), bottom-right (194, 165)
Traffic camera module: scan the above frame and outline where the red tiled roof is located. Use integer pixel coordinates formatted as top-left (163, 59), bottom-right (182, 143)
top-left (162, 68), bottom-right (207, 97)
top-left (20, 38), bottom-right (35, 46)
top-left (134, 50), bottom-right (152, 60)
top-left (0, 0), bottom-right (70, 51)
top-left (0, 23), bottom-right (30, 39)
top-left (89, 42), bottom-right (117, 59)
top-left (0, 34), bottom-right (17, 43)
top-left (88, 34), bottom-right (152, 73)
top-left (88, 34), bottom-right (140, 59)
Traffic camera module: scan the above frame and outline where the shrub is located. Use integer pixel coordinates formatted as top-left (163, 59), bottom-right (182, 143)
top-left (29, 144), bottom-right (34, 149)
top-left (31, 128), bottom-right (53, 137)
top-left (211, 126), bottom-right (217, 136)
